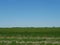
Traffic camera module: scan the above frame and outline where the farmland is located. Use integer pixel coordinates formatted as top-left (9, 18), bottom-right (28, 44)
top-left (0, 27), bottom-right (60, 45)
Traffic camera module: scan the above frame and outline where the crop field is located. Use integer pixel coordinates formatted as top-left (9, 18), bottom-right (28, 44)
top-left (0, 27), bottom-right (60, 45)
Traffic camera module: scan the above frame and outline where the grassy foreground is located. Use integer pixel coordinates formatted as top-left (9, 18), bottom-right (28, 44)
top-left (0, 27), bottom-right (60, 45)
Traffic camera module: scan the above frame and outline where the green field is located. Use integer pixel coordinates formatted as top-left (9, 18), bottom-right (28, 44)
top-left (0, 27), bottom-right (60, 45)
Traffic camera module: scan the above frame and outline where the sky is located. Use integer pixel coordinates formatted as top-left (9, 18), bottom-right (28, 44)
top-left (0, 0), bottom-right (60, 27)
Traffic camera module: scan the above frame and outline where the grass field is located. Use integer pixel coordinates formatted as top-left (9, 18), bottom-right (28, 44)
top-left (0, 27), bottom-right (60, 45)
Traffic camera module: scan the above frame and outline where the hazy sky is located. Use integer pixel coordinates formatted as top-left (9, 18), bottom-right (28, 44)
top-left (0, 0), bottom-right (60, 27)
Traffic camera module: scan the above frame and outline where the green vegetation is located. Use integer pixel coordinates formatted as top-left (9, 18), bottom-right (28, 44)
top-left (0, 27), bottom-right (60, 45)
top-left (0, 27), bottom-right (60, 37)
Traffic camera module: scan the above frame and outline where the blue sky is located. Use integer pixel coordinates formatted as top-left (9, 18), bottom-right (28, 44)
top-left (0, 0), bottom-right (60, 27)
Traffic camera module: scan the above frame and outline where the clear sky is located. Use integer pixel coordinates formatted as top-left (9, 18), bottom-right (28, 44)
top-left (0, 0), bottom-right (60, 27)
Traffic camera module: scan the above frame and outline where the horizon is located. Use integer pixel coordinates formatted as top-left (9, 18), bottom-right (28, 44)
top-left (0, 0), bottom-right (60, 27)
top-left (0, 26), bottom-right (60, 28)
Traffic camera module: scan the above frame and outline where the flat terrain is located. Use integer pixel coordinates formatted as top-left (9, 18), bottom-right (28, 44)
top-left (0, 27), bottom-right (60, 45)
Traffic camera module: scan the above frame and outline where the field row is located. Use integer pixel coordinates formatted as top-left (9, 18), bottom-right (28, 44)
top-left (0, 40), bottom-right (60, 45)
top-left (0, 36), bottom-right (60, 39)
top-left (0, 37), bottom-right (60, 45)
